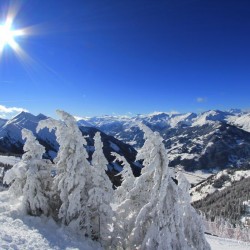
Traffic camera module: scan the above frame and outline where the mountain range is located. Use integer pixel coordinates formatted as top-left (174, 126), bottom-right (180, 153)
top-left (77, 109), bottom-right (250, 172)
top-left (1, 109), bottom-right (250, 175)
top-left (0, 112), bottom-right (141, 186)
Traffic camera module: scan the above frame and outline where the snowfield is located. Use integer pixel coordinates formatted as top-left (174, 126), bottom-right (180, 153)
top-left (1, 189), bottom-right (250, 250)
top-left (206, 235), bottom-right (250, 250)
top-left (0, 155), bottom-right (20, 166)
top-left (0, 191), bottom-right (101, 250)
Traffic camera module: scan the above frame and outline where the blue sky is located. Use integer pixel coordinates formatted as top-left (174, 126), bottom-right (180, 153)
top-left (0, 0), bottom-right (250, 118)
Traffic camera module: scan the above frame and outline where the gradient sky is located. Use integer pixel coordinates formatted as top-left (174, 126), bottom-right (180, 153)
top-left (0, 0), bottom-right (250, 118)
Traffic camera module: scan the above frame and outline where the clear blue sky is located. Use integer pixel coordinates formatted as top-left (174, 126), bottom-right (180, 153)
top-left (0, 0), bottom-right (250, 118)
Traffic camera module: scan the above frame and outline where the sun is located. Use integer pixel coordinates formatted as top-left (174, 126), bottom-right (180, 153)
top-left (0, 18), bottom-right (25, 53)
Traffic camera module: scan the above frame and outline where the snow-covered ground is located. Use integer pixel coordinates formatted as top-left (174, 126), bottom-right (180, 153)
top-left (190, 169), bottom-right (250, 202)
top-left (0, 189), bottom-right (249, 250)
top-left (0, 155), bottom-right (20, 166)
top-left (206, 235), bottom-right (250, 250)
top-left (0, 190), bottom-right (101, 250)
top-left (182, 170), bottom-right (212, 185)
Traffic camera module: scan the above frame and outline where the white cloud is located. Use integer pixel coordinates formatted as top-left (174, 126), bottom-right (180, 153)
top-left (196, 97), bottom-right (207, 103)
top-left (0, 105), bottom-right (28, 119)
top-left (0, 105), bottom-right (28, 113)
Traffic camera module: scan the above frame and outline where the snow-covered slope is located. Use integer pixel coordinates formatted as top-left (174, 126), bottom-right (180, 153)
top-left (227, 113), bottom-right (250, 133)
top-left (77, 109), bottom-right (250, 172)
top-left (0, 112), bottom-right (48, 139)
top-left (190, 169), bottom-right (250, 202)
top-left (1, 189), bottom-right (249, 250)
top-left (0, 190), bottom-right (101, 250)
top-left (192, 110), bottom-right (232, 127)
top-left (0, 112), bottom-right (55, 155)
top-left (206, 235), bottom-right (250, 250)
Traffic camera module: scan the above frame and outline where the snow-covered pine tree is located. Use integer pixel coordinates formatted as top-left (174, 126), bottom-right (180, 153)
top-left (4, 159), bottom-right (28, 197)
top-left (87, 132), bottom-right (114, 244)
top-left (111, 152), bottom-right (135, 204)
top-left (21, 129), bottom-right (51, 216)
top-left (37, 110), bottom-right (92, 235)
top-left (113, 124), bottom-right (211, 250)
top-left (111, 152), bottom-right (136, 249)
top-left (177, 172), bottom-right (211, 249)
top-left (4, 129), bottom-right (51, 216)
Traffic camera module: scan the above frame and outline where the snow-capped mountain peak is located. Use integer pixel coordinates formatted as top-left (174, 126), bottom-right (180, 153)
top-left (192, 110), bottom-right (232, 127)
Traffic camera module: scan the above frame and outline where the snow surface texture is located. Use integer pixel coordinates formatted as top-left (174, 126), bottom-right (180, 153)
top-left (0, 155), bottom-right (20, 166)
top-left (206, 235), bottom-right (250, 250)
top-left (0, 190), bottom-right (101, 250)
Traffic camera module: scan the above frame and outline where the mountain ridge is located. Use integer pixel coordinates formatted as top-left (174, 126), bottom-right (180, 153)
top-left (1, 109), bottom-right (250, 174)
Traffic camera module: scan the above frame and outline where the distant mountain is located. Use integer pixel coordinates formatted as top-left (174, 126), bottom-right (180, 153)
top-left (0, 118), bottom-right (7, 128)
top-left (77, 112), bottom-right (198, 148)
top-left (227, 113), bottom-right (250, 133)
top-left (165, 122), bottom-right (250, 171)
top-left (0, 112), bottom-right (141, 186)
top-left (0, 112), bottom-right (56, 156)
top-left (190, 168), bottom-right (250, 202)
top-left (2, 109), bottom-right (250, 175)
top-left (191, 168), bottom-right (250, 225)
top-left (77, 109), bottom-right (250, 172)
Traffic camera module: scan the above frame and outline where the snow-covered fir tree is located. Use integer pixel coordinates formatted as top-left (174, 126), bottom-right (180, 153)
top-left (4, 159), bottom-right (27, 197)
top-left (176, 172), bottom-right (211, 249)
top-left (112, 124), bottom-right (211, 250)
top-left (87, 132), bottom-right (114, 244)
top-left (4, 129), bottom-right (51, 216)
top-left (37, 110), bottom-right (93, 235)
top-left (111, 152), bottom-right (135, 204)
top-left (21, 129), bottom-right (51, 216)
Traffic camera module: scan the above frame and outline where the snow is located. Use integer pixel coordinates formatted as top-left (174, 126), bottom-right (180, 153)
top-left (182, 170), bottom-right (212, 185)
top-left (227, 113), bottom-right (250, 133)
top-left (0, 155), bottom-right (20, 166)
top-left (191, 169), bottom-right (250, 202)
top-left (168, 112), bottom-right (196, 127)
top-left (192, 110), bottom-right (232, 127)
top-left (1, 187), bottom-right (250, 250)
top-left (0, 190), bottom-right (101, 250)
top-left (206, 235), bottom-right (250, 250)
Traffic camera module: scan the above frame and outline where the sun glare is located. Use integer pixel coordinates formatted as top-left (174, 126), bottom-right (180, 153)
top-left (0, 3), bottom-right (64, 84)
top-left (0, 21), bottom-right (24, 53)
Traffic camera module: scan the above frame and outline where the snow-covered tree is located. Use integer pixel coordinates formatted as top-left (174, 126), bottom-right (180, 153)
top-left (177, 172), bottom-right (210, 249)
top-left (21, 129), bottom-right (51, 216)
top-left (4, 160), bottom-right (27, 197)
top-left (112, 124), bottom-right (211, 250)
top-left (111, 152), bottom-right (136, 249)
top-left (112, 152), bottom-right (135, 204)
top-left (37, 110), bottom-right (92, 234)
top-left (4, 129), bottom-right (51, 216)
top-left (87, 132), bottom-right (114, 244)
